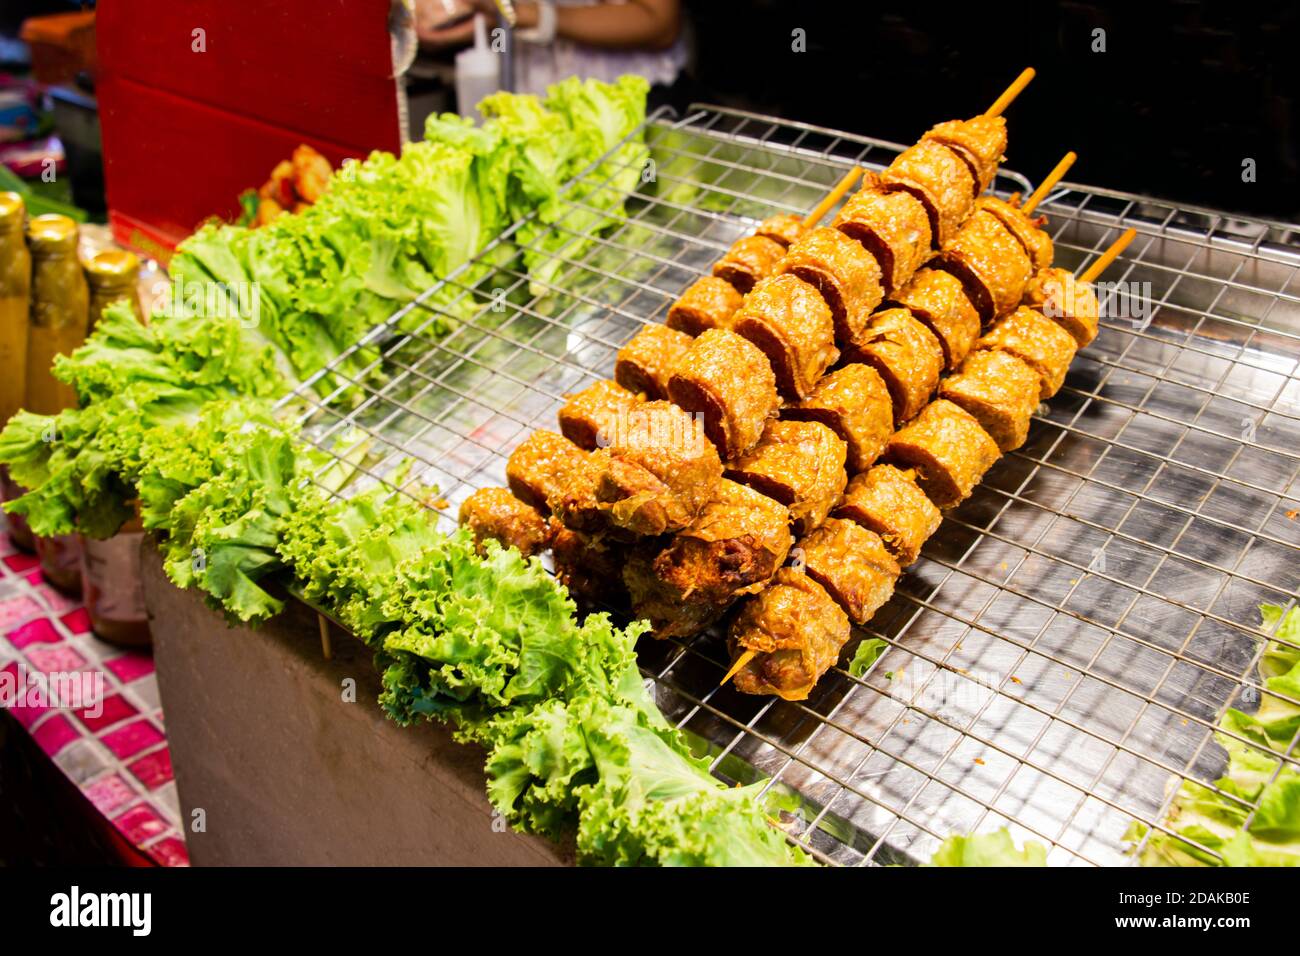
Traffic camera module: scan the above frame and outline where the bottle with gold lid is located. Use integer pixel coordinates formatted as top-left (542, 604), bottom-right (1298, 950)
top-left (24, 213), bottom-right (89, 417)
top-left (0, 193), bottom-right (34, 552)
top-left (0, 191), bottom-right (30, 426)
top-left (86, 248), bottom-right (143, 326)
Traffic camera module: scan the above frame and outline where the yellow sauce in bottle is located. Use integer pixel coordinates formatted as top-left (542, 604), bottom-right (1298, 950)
top-left (24, 214), bottom-right (89, 416)
top-left (0, 192), bottom-right (30, 425)
top-left (86, 248), bottom-right (143, 327)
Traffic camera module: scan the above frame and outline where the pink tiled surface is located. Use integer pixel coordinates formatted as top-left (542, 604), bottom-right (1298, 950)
top-left (0, 521), bottom-right (187, 866)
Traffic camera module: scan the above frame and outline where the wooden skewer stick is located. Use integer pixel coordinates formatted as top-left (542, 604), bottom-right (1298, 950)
top-left (803, 166), bottom-right (865, 227)
top-left (720, 648), bottom-right (757, 686)
top-left (1080, 227), bottom-right (1138, 284)
top-left (1021, 151), bottom-right (1078, 214)
top-left (318, 612), bottom-right (333, 661)
top-left (985, 67), bottom-right (1036, 117)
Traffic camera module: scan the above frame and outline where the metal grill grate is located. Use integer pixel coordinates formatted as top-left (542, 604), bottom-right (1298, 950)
top-left (283, 104), bottom-right (1300, 867)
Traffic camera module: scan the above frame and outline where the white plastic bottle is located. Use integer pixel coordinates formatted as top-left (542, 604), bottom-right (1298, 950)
top-left (455, 14), bottom-right (499, 123)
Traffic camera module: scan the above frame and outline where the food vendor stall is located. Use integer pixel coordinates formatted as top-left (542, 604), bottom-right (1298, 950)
top-left (1, 0), bottom-right (1297, 892)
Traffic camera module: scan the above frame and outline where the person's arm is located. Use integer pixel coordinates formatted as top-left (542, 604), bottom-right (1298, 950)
top-left (513, 1), bottom-right (681, 51)
top-left (416, 0), bottom-right (682, 53)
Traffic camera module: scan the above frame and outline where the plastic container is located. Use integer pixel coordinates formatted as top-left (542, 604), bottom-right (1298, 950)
top-left (80, 514), bottom-right (151, 648)
top-left (455, 15), bottom-right (498, 123)
top-left (0, 467), bottom-right (35, 553)
top-left (34, 532), bottom-right (82, 595)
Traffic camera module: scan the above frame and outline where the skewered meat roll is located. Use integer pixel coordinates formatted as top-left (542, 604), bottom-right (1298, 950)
top-left (783, 363), bottom-right (893, 473)
top-left (880, 141), bottom-right (976, 247)
top-left (667, 275), bottom-right (744, 336)
top-left (712, 234), bottom-right (787, 294)
top-left (835, 464), bottom-right (941, 566)
top-left (778, 226), bottom-right (884, 343)
top-left (833, 176), bottom-right (932, 295)
top-left (934, 209), bottom-right (1033, 323)
top-left (667, 328), bottom-right (779, 460)
top-left (977, 306), bottom-right (1079, 399)
top-left (505, 429), bottom-right (591, 513)
top-left (884, 399), bottom-right (1000, 509)
top-left (976, 195), bottom-right (1053, 270)
top-left (726, 419), bottom-right (847, 535)
top-left (626, 479), bottom-right (793, 638)
top-left (843, 307), bottom-right (944, 425)
top-left (922, 114), bottom-right (1007, 194)
top-left (614, 323), bottom-right (693, 400)
top-left (551, 522), bottom-right (629, 608)
top-left (458, 487), bottom-right (552, 558)
top-left (553, 401), bottom-right (723, 537)
top-left (558, 379), bottom-right (642, 450)
top-left (623, 551), bottom-right (729, 639)
top-left (730, 274), bottom-right (839, 401)
top-left (728, 568), bottom-right (851, 701)
top-left (887, 267), bottom-right (982, 371)
top-left (938, 348), bottom-right (1042, 451)
top-left (1023, 267), bottom-right (1101, 346)
top-left (797, 518), bottom-right (900, 625)
top-left (755, 213), bottom-right (806, 248)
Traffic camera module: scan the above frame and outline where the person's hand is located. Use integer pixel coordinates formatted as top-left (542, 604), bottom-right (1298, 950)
top-left (414, 0), bottom-right (503, 48)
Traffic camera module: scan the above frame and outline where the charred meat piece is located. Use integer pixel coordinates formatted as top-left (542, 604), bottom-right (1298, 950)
top-left (834, 177), bottom-right (932, 296)
top-left (843, 307), bottom-right (944, 425)
top-left (755, 213), bottom-right (806, 248)
top-left (726, 419), bottom-right (847, 535)
top-left (976, 195), bottom-right (1053, 270)
top-left (887, 267), bottom-right (982, 372)
top-left (557, 401), bottom-right (723, 537)
top-left (934, 209), bottom-right (1034, 324)
top-left (458, 487), bottom-right (552, 558)
top-left (1023, 267), bottom-right (1101, 347)
top-left (778, 226), bottom-right (884, 343)
top-left (667, 328), bottom-right (779, 460)
top-left (505, 429), bottom-right (590, 513)
top-left (728, 568), bottom-right (852, 700)
top-left (835, 464), bottom-right (941, 566)
top-left (551, 521), bottom-right (630, 608)
top-left (667, 276), bottom-right (744, 336)
top-left (626, 479), bottom-right (793, 638)
top-left (884, 399), bottom-right (1001, 509)
top-left (712, 235), bottom-right (787, 294)
top-left (922, 115), bottom-right (1007, 194)
top-left (939, 348), bottom-right (1042, 452)
top-left (614, 323), bottom-right (693, 400)
top-left (977, 306), bottom-right (1079, 399)
top-left (797, 518), bottom-right (901, 625)
top-left (783, 363), bottom-right (893, 473)
top-left (730, 274), bottom-right (839, 401)
top-left (881, 141), bottom-right (976, 247)
top-left (558, 379), bottom-right (642, 451)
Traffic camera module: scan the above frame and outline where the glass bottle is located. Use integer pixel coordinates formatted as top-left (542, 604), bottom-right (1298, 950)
top-left (24, 213), bottom-right (89, 416)
top-left (81, 250), bottom-right (151, 645)
top-left (0, 191), bottom-right (30, 425)
top-left (25, 214), bottom-right (87, 592)
top-left (86, 248), bottom-right (143, 326)
top-left (0, 192), bottom-right (34, 551)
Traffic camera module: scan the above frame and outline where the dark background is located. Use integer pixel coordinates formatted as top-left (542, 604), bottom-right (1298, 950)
top-left (683, 0), bottom-right (1297, 220)
top-left (2, 0), bottom-right (1295, 220)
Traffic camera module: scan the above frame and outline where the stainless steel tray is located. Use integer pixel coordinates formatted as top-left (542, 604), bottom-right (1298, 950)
top-left (286, 104), bottom-right (1300, 866)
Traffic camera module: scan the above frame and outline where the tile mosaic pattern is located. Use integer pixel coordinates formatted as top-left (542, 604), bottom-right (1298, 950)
top-left (0, 521), bottom-right (187, 866)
